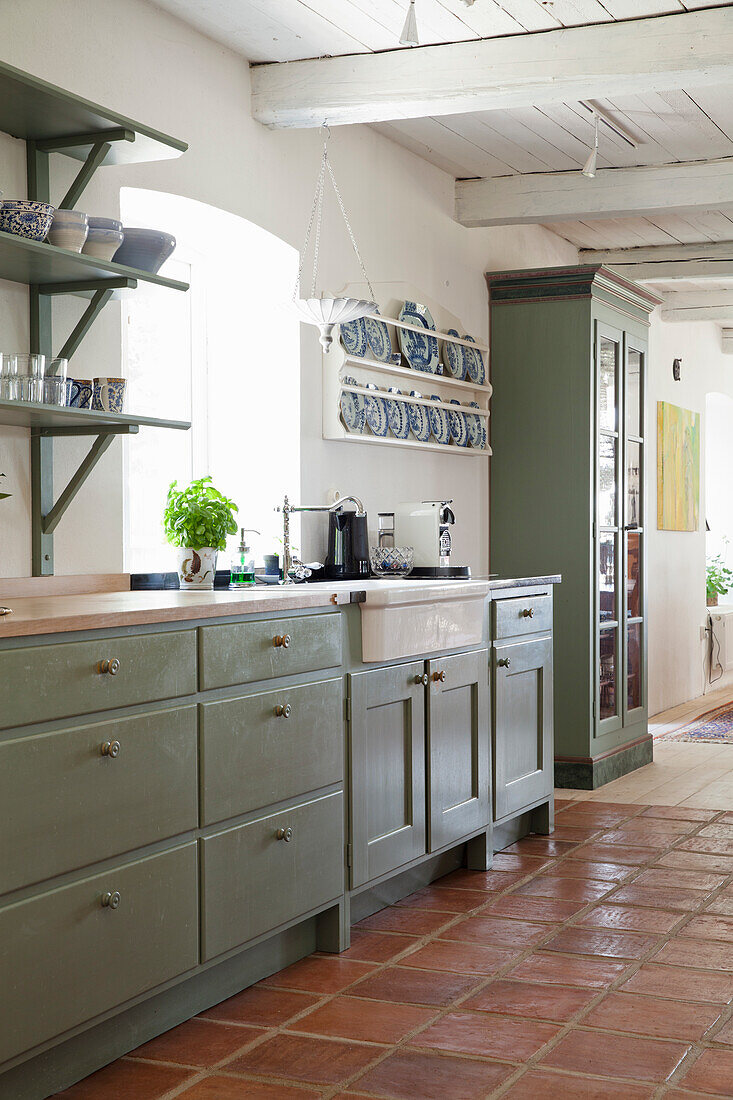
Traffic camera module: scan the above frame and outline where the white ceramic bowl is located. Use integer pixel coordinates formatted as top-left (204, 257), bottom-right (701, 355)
top-left (47, 209), bottom-right (88, 252)
top-left (82, 226), bottom-right (124, 262)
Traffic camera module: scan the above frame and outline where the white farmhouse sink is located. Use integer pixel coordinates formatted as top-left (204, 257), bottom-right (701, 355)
top-left (359, 580), bottom-right (491, 662)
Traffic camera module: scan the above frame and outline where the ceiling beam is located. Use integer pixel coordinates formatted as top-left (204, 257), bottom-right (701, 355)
top-left (251, 7), bottom-right (733, 129)
top-left (578, 242), bottom-right (733, 282)
top-left (662, 304), bottom-right (733, 323)
top-left (455, 159), bottom-right (733, 228)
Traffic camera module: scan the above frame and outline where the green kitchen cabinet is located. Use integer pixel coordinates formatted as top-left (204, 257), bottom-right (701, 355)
top-left (487, 266), bottom-right (659, 788)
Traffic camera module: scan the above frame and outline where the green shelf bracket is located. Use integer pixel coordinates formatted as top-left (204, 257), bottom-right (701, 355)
top-left (32, 128), bottom-right (135, 208)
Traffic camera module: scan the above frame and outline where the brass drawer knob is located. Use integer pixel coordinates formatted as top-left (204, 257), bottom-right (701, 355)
top-left (276, 826), bottom-right (294, 842)
top-left (101, 890), bottom-right (121, 910)
top-left (101, 740), bottom-right (121, 758)
top-left (274, 703), bottom-right (292, 719)
top-left (273, 634), bottom-right (292, 649)
top-left (497, 657), bottom-right (511, 668)
top-left (414, 673), bottom-right (429, 687)
top-left (97, 658), bottom-right (121, 676)
top-left (521, 608), bottom-right (534, 618)
top-left (432, 670), bottom-right (446, 683)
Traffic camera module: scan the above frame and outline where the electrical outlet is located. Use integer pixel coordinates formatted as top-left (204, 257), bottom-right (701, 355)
top-left (701, 625), bottom-right (708, 641)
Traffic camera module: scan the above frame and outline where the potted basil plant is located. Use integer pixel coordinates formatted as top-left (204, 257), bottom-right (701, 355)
top-left (164, 476), bottom-right (238, 590)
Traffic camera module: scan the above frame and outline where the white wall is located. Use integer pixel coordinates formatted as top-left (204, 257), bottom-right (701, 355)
top-left (0, 0), bottom-right (576, 579)
top-left (647, 315), bottom-right (733, 715)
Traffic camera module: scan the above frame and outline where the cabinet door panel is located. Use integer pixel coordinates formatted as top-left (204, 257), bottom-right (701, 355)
top-left (349, 662), bottom-right (426, 888)
top-left (493, 637), bottom-right (553, 821)
top-left (427, 649), bottom-right (490, 851)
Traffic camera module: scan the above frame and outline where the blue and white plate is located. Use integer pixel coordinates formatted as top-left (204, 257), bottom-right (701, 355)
top-left (428, 395), bottom-right (451, 445)
top-left (462, 334), bottom-right (486, 384)
top-left (364, 382), bottom-right (389, 437)
top-left (407, 390), bottom-right (431, 442)
top-left (339, 375), bottom-right (366, 434)
top-left (398, 301), bottom-right (440, 374)
top-left (385, 387), bottom-right (410, 439)
top-left (448, 399), bottom-right (469, 447)
top-left (365, 310), bottom-right (394, 364)
top-left (340, 316), bottom-right (368, 358)
top-left (443, 329), bottom-right (467, 380)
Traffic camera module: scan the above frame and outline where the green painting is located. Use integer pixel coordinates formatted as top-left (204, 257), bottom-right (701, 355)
top-left (657, 401), bottom-right (700, 532)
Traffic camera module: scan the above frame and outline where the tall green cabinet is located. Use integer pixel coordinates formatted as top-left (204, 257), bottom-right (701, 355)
top-left (487, 266), bottom-right (661, 789)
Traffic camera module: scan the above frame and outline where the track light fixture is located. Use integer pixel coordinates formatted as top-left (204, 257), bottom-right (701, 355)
top-left (400, 0), bottom-right (419, 46)
top-left (582, 113), bottom-right (599, 179)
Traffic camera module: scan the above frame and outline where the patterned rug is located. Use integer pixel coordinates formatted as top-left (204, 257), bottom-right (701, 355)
top-left (657, 700), bottom-right (733, 743)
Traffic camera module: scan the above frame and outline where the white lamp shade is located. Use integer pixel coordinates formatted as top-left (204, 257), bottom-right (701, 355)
top-left (293, 295), bottom-right (377, 351)
top-left (400, 1), bottom-right (419, 46)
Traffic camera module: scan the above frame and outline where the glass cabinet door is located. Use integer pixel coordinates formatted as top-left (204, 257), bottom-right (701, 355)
top-left (596, 328), bottom-right (621, 732)
top-left (624, 342), bottom-right (645, 721)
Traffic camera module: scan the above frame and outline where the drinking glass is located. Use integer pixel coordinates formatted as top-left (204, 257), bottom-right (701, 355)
top-left (11, 353), bottom-right (45, 379)
top-left (0, 353), bottom-right (18, 400)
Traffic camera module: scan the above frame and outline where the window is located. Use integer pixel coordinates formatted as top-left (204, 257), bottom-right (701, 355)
top-left (121, 189), bottom-right (300, 573)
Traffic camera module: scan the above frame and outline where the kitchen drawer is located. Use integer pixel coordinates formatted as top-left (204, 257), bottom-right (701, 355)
top-left (0, 707), bottom-right (198, 896)
top-left (199, 613), bottom-right (342, 691)
top-left (201, 791), bottom-right (343, 961)
top-left (0, 844), bottom-right (198, 1066)
top-left (492, 593), bottom-right (552, 641)
top-left (0, 629), bottom-right (197, 731)
top-left (200, 678), bottom-right (343, 826)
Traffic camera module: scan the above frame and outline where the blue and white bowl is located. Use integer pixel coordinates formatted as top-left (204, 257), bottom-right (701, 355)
top-left (463, 334), bottom-right (486, 385)
top-left (443, 329), bottom-right (467, 380)
top-left (448, 399), bottom-right (469, 447)
top-left (406, 390), bottom-right (431, 442)
top-left (385, 387), bottom-right (410, 439)
top-left (113, 227), bottom-right (176, 273)
top-left (340, 315), bottom-right (368, 358)
top-left (428, 395), bottom-right (451, 445)
top-left (0, 200), bottom-right (55, 242)
top-left (339, 375), bottom-right (366, 434)
top-left (364, 382), bottom-right (389, 437)
top-left (398, 301), bottom-right (440, 373)
top-left (466, 401), bottom-right (486, 449)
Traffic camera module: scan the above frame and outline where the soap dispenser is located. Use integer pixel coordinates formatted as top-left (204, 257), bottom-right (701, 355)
top-left (230, 528), bottom-right (260, 588)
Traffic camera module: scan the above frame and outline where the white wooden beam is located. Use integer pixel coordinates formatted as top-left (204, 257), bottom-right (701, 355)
top-left (252, 8), bottom-right (733, 128)
top-left (455, 159), bottom-right (733, 228)
top-left (661, 294), bottom-right (733, 323)
top-left (578, 242), bottom-right (733, 282)
top-left (721, 328), bottom-right (733, 354)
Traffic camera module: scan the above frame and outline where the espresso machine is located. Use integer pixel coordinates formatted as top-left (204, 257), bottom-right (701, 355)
top-left (393, 500), bottom-right (470, 579)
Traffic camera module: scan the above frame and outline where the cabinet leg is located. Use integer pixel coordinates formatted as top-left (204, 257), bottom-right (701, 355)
top-left (466, 827), bottom-right (493, 871)
top-left (531, 799), bottom-right (554, 836)
top-left (316, 897), bottom-right (351, 953)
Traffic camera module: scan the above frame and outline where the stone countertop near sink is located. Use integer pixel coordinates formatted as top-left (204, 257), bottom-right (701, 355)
top-left (0, 575), bottom-right (560, 639)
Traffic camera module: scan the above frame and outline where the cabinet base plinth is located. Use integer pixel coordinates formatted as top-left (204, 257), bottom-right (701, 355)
top-left (555, 735), bottom-right (654, 789)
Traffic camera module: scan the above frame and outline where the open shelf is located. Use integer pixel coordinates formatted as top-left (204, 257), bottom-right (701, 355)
top-left (365, 312), bottom-right (488, 354)
top-left (0, 232), bottom-right (189, 294)
top-left (0, 58), bottom-right (186, 165)
top-left (0, 399), bottom-right (190, 433)
top-left (330, 431), bottom-right (491, 458)
top-left (342, 354), bottom-right (491, 395)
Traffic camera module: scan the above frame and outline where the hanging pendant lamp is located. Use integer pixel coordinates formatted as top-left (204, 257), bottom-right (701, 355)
top-left (582, 114), bottom-right (599, 179)
top-left (293, 127), bottom-right (377, 352)
top-left (400, 0), bottom-right (419, 46)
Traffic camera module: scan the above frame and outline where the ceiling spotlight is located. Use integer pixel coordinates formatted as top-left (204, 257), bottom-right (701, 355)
top-left (459, 0), bottom-right (477, 5)
top-left (400, 0), bottom-right (419, 46)
top-left (582, 113), bottom-right (599, 179)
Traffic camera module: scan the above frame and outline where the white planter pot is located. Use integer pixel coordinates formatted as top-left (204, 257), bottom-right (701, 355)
top-left (177, 546), bottom-right (218, 590)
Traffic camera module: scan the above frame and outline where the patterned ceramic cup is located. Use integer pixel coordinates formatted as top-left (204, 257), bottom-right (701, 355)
top-left (68, 378), bottom-right (93, 409)
top-left (93, 377), bottom-right (126, 413)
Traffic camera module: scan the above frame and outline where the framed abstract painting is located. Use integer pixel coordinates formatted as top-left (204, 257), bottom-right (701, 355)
top-left (657, 401), bottom-right (700, 531)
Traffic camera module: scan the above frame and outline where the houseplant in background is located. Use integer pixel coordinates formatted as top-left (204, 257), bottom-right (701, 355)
top-left (706, 547), bottom-right (733, 607)
top-left (164, 476), bottom-right (238, 590)
top-left (0, 473), bottom-right (9, 502)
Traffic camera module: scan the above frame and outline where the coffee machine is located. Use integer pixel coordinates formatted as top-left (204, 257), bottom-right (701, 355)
top-left (393, 500), bottom-right (470, 579)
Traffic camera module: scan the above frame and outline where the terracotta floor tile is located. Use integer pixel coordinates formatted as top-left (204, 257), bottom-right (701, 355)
top-left (678, 1047), bottom-right (733, 1095)
top-left (490, 853), bottom-right (551, 872)
top-left (568, 843), bottom-right (652, 865)
top-left (485, 894), bottom-right (586, 922)
top-left (558, 810), bottom-right (637, 827)
top-left (500, 1069), bottom-right (655, 1099)
top-left (349, 965), bottom-right (480, 1006)
top-left (654, 938), bottom-right (733, 972)
top-left (355, 906), bottom-right (452, 936)
top-left (414, 1010), bottom-right (559, 1060)
top-left (711, 1017), bottom-right (733, 1044)
top-left (55, 1061), bottom-right (194, 1099)
top-left (130, 1018), bottom-right (264, 1067)
top-left (438, 868), bottom-right (525, 891)
top-left (551, 826), bottom-right (602, 841)
top-left (578, 904), bottom-right (683, 934)
top-left (503, 837), bottom-right (579, 857)
top-left (177, 1080), bottom-right (314, 1100)
top-left (350, 1049), bottom-right (514, 1099)
top-left (700, 823), bottom-right (733, 839)
top-left (336, 929), bottom-right (419, 964)
top-left (396, 886), bottom-right (488, 913)
top-left (463, 979), bottom-right (596, 1021)
top-left (440, 914), bottom-right (550, 949)
top-left (229, 1033), bottom-right (379, 1086)
top-left (399, 939), bottom-right (517, 975)
top-left (656, 850), bottom-right (733, 873)
top-left (200, 987), bottom-right (319, 1027)
top-left (513, 876), bottom-right (613, 903)
top-left (544, 926), bottom-right (657, 959)
top-left (636, 868), bottom-right (727, 891)
top-left (287, 995), bottom-right (435, 1044)
top-left (566, 800), bottom-right (642, 813)
top-left (262, 956), bottom-right (375, 994)
top-left (609, 817), bottom-right (696, 836)
top-left (583, 991), bottom-right (723, 1040)
top-left (706, 896), bottom-right (733, 917)
top-left (599, 829), bottom-right (682, 848)
top-left (508, 952), bottom-right (630, 988)
top-left (716, 812), bottom-right (733, 824)
top-left (621, 963), bottom-right (733, 1003)
top-left (539, 1027), bottom-right (690, 1082)
top-left (610, 885), bottom-right (704, 912)
top-left (642, 806), bottom-right (717, 822)
top-left (677, 836), bottom-right (733, 857)
top-left (541, 860), bottom-right (634, 883)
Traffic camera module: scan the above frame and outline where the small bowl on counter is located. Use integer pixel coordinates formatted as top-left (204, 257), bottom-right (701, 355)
top-left (82, 218), bottom-right (124, 262)
top-left (46, 208), bottom-right (88, 252)
top-left (0, 200), bottom-right (55, 241)
top-left (113, 227), bottom-right (176, 273)
top-left (370, 546), bottom-right (414, 579)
